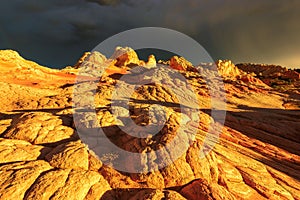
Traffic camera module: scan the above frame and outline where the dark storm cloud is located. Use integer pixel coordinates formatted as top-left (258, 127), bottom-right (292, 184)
top-left (86, 0), bottom-right (121, 6)
top-left (205, 0), bottom-right (300, 67)
top-left (86, 0), bottom-right (135, 6)
top-left (86, 0), bottom-right (161, 7)
top-left (0, 0), bottom-right (299, 68)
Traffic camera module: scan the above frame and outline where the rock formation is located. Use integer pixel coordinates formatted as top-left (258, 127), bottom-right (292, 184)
top-left (0, 48), bottom-right (299, 199)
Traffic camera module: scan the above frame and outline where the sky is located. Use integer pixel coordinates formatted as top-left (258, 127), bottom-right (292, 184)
top-left (0, 0), bottom-right (300, 69)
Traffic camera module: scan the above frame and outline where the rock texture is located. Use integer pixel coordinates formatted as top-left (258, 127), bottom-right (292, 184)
top-left (0, 49), bottom-right (299, 199)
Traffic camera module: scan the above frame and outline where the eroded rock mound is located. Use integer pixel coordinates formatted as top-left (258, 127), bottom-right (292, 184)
top-left (0, 48), bottom-right (299, 200)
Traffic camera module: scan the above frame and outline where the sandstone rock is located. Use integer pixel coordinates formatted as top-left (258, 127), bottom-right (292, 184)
top-left (0, 49), bottom-right (299, 200)
top-left (180, 179), bottom-right (216, 200)
top-left (281, 70), bottom-right (300, 80)
top-left (84, 177), bottom-right (111, 200)
top-left (24, 169), bottom-right (71, 200)
top-left (76, 50), bottom-right (130, 80)
top-left (0, 138), bottom-right (51, 163)
top-left (0, 118), bottom-right (12, 135)
top-left (101, 188), bottom-right (186, 200)
top-left (217, 60), bottom-right (243, 77)
top-left (74, 52), bottom-right (91, 69)
top-left (24, 168), bottom-right (111, 200)
top-left (236, 63), bottom-right (300, 92)
top-left (0, 50), bottom-right (79, 111)
top-left (236, 63), bottom-right (288, 77)
top-left (45, 140), bottom-right (89, 170)
top-left (146, 55), bottom-right (157, 69)
top-left (100, 166), bottom-right (141, 189)
top-left (49, 170), bottom-right (105, 200)
top-left (217, 60), bottom-right (269, 89)
top-left (4, 112), bottom-right (76, 146)
top-left (170, 56), bottom-right (193, 71)
top-left (111, 46), bottom-right (143, 67)
top-left (0, 161), bottom-right (52, 200)
top-left (127, 189), bottom-right (186, 200)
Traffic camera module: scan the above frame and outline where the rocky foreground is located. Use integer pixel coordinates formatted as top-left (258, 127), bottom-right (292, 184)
top-left (0, 48), bottom-right (299, 200)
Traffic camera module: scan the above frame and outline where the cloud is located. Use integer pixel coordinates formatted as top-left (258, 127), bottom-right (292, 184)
top-left (86, 0), bottom-right (121, 6)
top-left (0, 0), bottom-right (299, 68)
top-left (85, 0), bottom-right (161, 7)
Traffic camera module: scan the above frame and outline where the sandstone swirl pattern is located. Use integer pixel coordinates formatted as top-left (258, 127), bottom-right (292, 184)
top-left (0, 49), bottom-right (299, 199)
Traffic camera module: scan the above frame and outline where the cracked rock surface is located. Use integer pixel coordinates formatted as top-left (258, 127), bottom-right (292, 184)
top-left (0, 49), bottom-right (299, 199)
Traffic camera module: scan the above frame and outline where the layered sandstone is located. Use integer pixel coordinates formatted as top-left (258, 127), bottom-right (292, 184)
top-left (0, 49), bottom-right (299, 200)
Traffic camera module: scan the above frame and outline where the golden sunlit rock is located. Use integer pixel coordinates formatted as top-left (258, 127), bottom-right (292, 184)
top-left (0, 48), bottom-right (299, 199)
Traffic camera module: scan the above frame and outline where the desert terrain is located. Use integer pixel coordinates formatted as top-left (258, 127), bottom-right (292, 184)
top-left (0, 48), bottom-right (299, 199)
